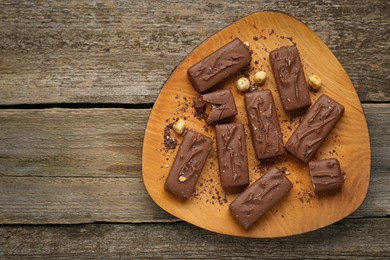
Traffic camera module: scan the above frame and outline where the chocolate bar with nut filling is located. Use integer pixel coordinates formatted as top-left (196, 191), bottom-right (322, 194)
top-left (244, 89), bottom-right (284, 160)
top-left (285, 95), bottom-right (344, 163)
top-left (201, 89), bottom-right (237, 125)
top-left (187, 38), bottom-right (251, 93)
top-left (309, 158), bottom-right (344, 194)
top-left (164, 130), bottom-right (213, 199)
top-left (215, 123), bottom-right (249, 193)
top-left (230, 167), bottom-right (292, 229)
top-left (269, 45), bottom-right (311, 112)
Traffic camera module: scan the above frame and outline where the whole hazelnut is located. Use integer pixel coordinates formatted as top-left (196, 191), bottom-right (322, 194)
top-left (308, 75), bottom-right (322, 91)
top-left (236, 77), bottom-right (250, 92)
top-left (253, 71), bottom-right (267, 85)
top-left (173, 119), bottom-right (186, 135)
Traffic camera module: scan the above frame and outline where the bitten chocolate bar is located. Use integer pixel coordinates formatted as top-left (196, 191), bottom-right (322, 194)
top-left (215, 123), bottom-right (249, 193)
top-left (164, 130), bottom-right (212, 199)
top-left (187, 38), bottom-right (251, 93)
top-left (244, 90), bottom-right (284, 160)
top-left (269, 46), bottom-right (311, 112)
top-left (202, 89), bottom-right (237, 125)
top-left (286, 95), bottom-right (344, 163)
top-left (230, 167), bottom-right (292, 229)
top-left (309, 158), bottom-right (344, 194)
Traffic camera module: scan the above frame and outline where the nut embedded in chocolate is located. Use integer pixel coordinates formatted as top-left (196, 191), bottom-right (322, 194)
top-left (187, 38), bottom-right (252, 93)
top-left (201, 89), bottom-right (237, 125)
top-left (309, 158), bottom-right (344, 194)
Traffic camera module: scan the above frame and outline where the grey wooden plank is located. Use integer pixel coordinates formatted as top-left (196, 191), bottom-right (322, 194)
top-left (0, 0), bottom-right (388, 105)
top-left (0, 177), bottom-right (174, 224)
top-left (0, 108), bottom-right (149, 178)
top-left (0, 219), bottom-right (389, 258)
top-left (0, 105), bottom-right (387, 223)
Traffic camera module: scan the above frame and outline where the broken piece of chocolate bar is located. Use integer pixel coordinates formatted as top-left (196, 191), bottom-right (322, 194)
top-left (164, 130), bottom-right (213, 199)
top-left (201, 89), bottom-right (237, 125)
top-left (187, 38), bottom-right (251, 93)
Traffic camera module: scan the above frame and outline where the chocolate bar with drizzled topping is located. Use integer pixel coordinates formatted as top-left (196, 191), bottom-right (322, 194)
top-left (164, 130), bottom-right (213, 199)
top-left (285, 95), bottom-right (344, 163)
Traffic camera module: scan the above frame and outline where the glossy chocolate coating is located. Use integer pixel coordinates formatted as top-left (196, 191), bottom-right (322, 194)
top-left (244, 90), bottom-right (284, 160)
top-left (285, 95), bottom-right (344, 163)
top-left (269, 46), bottom-right (311, 112)
top-left (202, 89), bottom-right (237, 125)
top-left (230, 167), bottom-right (292, 229)
top-left (164, 130), bottom-right (212, 199)
top-left (187, 38), bottom-right (251, 93)
top-left (215, 123), bottom-right (249, 193)
top-left (309, 158), bottom-right (344, 194)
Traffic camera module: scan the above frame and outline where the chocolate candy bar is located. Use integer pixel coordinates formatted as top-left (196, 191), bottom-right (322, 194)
top-left (230, 167), bottom-right (292, 229)
top-left (244, 90), bottom-right (284, 160)
top-left (309, 158), bottom-right (344, 194)
top-left (188, 38), bottom-right (251, 93)
top-left (269, 46), bottom-right (311, 112)
top-left (202, 89), bottom-right (237, 125)
top-left (286, 95), bottom-right (344, 163)
top-left (215, 123), bottom-right (249, 192)
top-left (164, 130), bottom-right (212, 199)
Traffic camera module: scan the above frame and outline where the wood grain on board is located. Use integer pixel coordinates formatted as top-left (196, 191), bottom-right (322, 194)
top-left (1, 219), bottom-right (389, 258)
top-left (0, 0), bottom-right (388, 105)
top-left (0, 105), bottom-right (387, 224)
top-left (142, 11), bottom-right (371, 237)
top-left (0, 0), bottom-right (388, 257)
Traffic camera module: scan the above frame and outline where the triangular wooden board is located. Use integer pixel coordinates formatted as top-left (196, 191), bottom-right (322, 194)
top-left (142, 11), bottom-right (370, 238)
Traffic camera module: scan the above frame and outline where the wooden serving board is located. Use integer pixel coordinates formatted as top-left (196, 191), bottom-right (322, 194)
top-left (142, 12), bottom-right (370, 238)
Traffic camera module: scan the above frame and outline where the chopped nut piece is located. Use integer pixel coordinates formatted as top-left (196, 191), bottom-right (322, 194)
top-left (173, 119), bottom-right (186, 135)
top-left (236, 77), bottom-right (250, 92)
top-left (308, 74), bottom-right (322, 91)
top-left (253, 70), bottom-right (267, 85)
top-left (179, 176), bottom-right (187, 182)
top-left (244, 41), bottom-right (250, 47)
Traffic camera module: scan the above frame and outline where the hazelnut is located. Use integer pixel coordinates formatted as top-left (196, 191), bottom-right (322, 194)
top-left (236, 77), bottom-right (250, 92)
top-left (173, 119), bottom-right (186, 135)
top-left (308, 74), bottom-right (322, 91)
top-left (253, 70), bottom-right (267, 85)
top-left (179, 176), bottom-right (187, 182)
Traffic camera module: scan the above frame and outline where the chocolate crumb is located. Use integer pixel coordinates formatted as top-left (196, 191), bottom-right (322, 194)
top-left (193, 97), bottom-right (207, 120)
top-left (240, 66), bottom-right (250, 78)
top-left (163, 123), bottom-right (177, 151)
top-left (253, 36), bottom-right (259, 41)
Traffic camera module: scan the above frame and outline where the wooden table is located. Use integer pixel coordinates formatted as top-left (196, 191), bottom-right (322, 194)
top-left (0, 1), bottom-right (389, 258)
